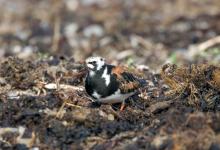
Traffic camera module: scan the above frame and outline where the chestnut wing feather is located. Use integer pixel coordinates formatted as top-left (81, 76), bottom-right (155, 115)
top-left (112, 66), bottom-right (141, 93)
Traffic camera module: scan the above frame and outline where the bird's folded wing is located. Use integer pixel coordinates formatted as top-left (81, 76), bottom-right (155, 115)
top-left (112, 66), bottom-right (141, 93)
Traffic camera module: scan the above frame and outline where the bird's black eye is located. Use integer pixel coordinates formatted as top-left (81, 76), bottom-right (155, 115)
top-left (89, 61), bottom-right (96, 64)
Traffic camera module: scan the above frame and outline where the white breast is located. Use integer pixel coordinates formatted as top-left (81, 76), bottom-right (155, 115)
top-left (101, 67), bottom-right (110, 86)
top-left (92, 91), bottom-right (101, 99)
top-left (98, 89), bottom-right (135, 103)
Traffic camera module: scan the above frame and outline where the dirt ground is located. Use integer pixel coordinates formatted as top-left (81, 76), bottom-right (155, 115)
top-left (0, 0), bottom-right (220, 150)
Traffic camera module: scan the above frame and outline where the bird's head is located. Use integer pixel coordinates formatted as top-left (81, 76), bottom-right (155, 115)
top-left (85, 56), bottom-right (106, 71)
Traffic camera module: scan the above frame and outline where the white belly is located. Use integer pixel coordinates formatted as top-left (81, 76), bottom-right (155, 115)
top-left (95, 89), bottom-right (135, 103)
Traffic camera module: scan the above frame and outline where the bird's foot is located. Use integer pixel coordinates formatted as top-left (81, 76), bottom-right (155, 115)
top-left (120, 101), bottom-right (126, 111)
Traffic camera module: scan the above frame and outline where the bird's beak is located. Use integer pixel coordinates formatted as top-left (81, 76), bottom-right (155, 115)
top-left (86, 63), bottom-right (95, 70)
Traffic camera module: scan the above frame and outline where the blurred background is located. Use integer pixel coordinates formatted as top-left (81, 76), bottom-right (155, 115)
top-left (0, 0), bottom-right (220, 68)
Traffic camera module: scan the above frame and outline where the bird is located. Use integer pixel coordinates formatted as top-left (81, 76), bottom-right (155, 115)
top-left (84, 56), bottom-right (147, 110)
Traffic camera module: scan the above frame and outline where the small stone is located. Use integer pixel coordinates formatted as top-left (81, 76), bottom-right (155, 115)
top-left (152, 136), bottom-right (168, 149)
top-left (64, 23), bottom-right (78, 38)
top-left (99, 110), bottom-right (106, 117)
top-left (83, 25), bottom-right (104, 38)
top-left (107, 114), bottom-right (114, 121)
top-left (73, 108), bottom-right (91, 122)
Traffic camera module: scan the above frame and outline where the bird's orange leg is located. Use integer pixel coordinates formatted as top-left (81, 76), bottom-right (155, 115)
top-left (120, 101), bottom-right (126, 111)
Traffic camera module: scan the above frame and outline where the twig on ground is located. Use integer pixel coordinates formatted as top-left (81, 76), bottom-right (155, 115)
top-left (65, 102), bottom-right (82, 108)
top-left (44, 83), bottom-right (84, 91)
top-left (188, 35), bottom-right (220, 58)
top-left (56, 100), bottom-right (67, 119)
top-left (148, 100), bottom-right (173, 114)
top-left (51, 0), bottom-right (62, 53)
top-left (197, 35), bottom-right (220, 52)
top-left (6, 83), bottom-right (84, 100)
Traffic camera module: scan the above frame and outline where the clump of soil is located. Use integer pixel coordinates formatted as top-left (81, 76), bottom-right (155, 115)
top-left (0, 57), bottom-right (47, 89)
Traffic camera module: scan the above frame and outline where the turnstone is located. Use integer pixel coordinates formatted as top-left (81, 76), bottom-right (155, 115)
top-left (85, 56), bottom-right (146, 109)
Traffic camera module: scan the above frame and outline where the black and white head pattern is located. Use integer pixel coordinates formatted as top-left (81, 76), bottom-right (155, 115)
top-left (85, 56), bottom-right (106, 71)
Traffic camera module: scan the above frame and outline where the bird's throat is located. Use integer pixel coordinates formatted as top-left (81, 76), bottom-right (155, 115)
top-left (89, 70), bottom-right (95, 77)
